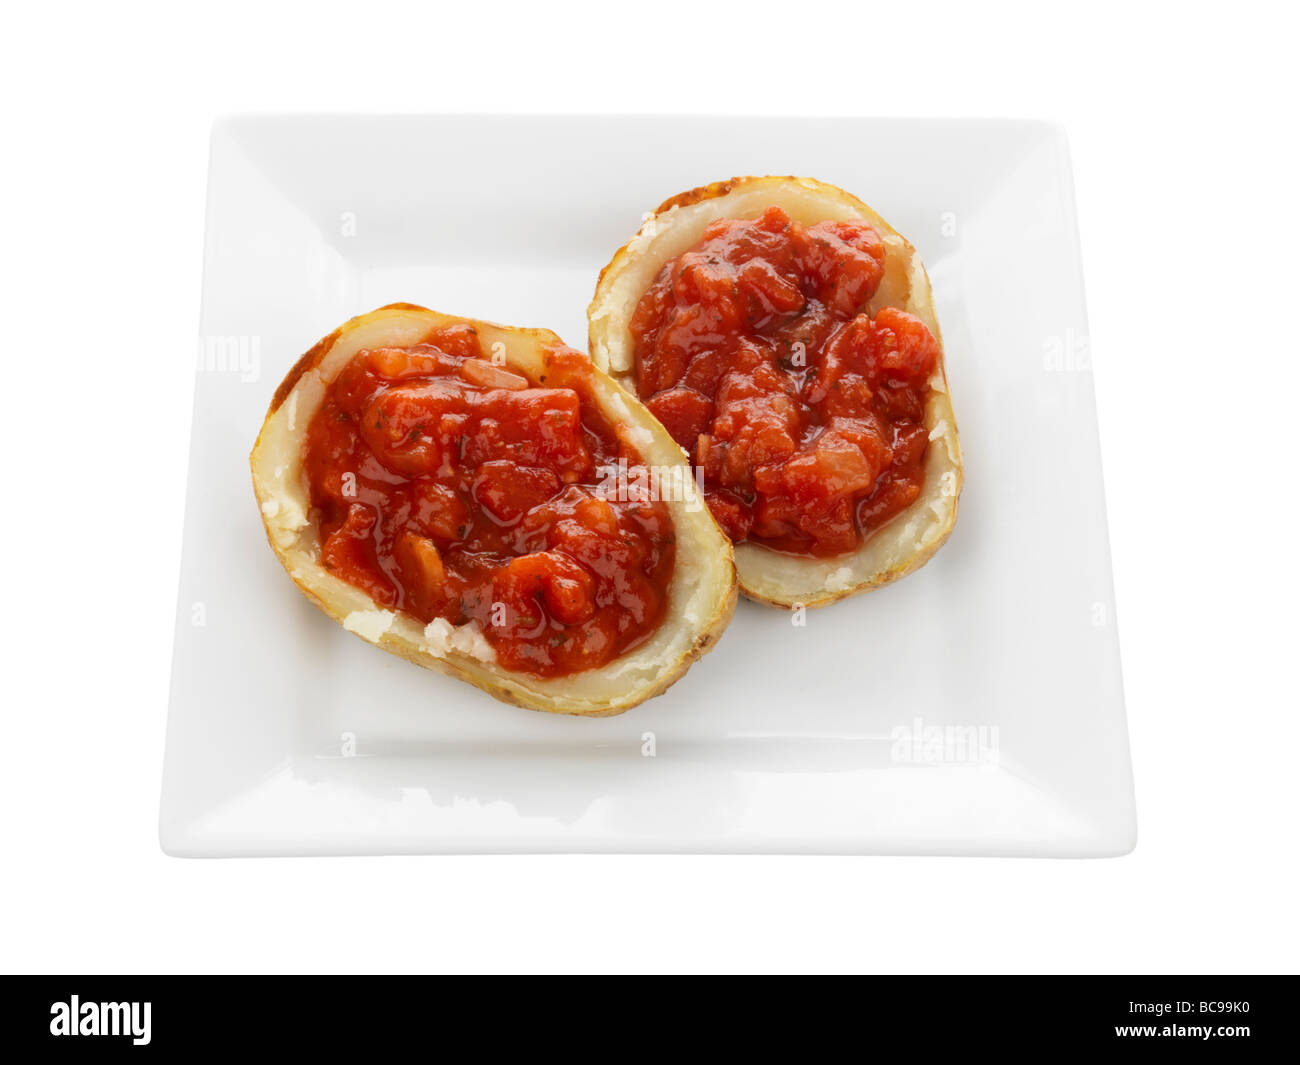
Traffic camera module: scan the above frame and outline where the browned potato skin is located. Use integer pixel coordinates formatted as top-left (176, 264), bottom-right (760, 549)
top-left (588, 177), bottom-right (963, 610)
top-left (252, 304), bottom-right (737, 716)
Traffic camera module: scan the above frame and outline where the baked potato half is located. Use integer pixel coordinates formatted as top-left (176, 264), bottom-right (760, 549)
top-left (588, 176), bottom-right (963, 608)
top-left (251, 303), bottom-right (736, 715)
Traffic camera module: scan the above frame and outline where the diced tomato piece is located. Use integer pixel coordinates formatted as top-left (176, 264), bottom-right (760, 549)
top-left (710, 362), bottom-right (800, 490)
top-left (630, 268), bottom-right (673, 347)
top-left (803, 317), bottom-right (870, 407)
top-left (357, 381), bottom-right (457, 476)
top-left (870, 307), bottom-right (940, 386)
top-left (462, 388), bottom-right (589, 476)
top-left (704, 490), bottom-right (753, 542)
top-left (367, 344), bottom-right (461, 380)
top-left (857, 474), bottom-right (923, 531)
top-left (572, 493), bottom-right (620, 536)
top-left (645, 387), bottom-right (714, 452)
top-left (681, 346), bottom-right (733, 395)
top-left (421, 323), bottom-right (482, 360)
top-left (779, 439), bottom-right (869, 501)
top-left (412, 481), bottom-right (469, 542)
top-left (891, 422), bottom-right (930, 469)
top-left (736, 257), bottom-right (805, 322)
top-left (472, 461), bottom-right (562, 524)
top-left (643, 307), bottom-right (722, 393)
top-left (539, 554), bottom-right (597, 626)
top-left (320, 504), bottom-right (395, 607)
top-left (548, 517), bottom-right (644, 572)
top-left (493, 551), bottom-right (596, 628)
top-left (792, 220), bottom-right (886, 315)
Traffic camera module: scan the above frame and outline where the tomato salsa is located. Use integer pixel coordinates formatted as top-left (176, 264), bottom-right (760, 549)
top-left (302, 326), bottom-right (675, 678)
top-left (629, 205), bottom-right (939, 557)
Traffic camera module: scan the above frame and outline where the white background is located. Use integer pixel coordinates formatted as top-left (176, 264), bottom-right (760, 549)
top-left (3, 1), bottom-right (1296, 974)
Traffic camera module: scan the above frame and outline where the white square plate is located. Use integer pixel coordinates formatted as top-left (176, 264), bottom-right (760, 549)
top-left (161, 115), bottom-right (1135, 857)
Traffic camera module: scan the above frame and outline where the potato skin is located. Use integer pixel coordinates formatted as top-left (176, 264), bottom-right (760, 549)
top-left (588, 176), bottom-right (963, 609)
top-left (251, 304), bottom-right (736, 715)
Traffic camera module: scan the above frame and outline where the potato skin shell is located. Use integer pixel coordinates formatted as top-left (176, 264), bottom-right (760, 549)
top-left (588, 177), bottom-right (963, 609)
top-left (252, 303), bottom-right (737, 715)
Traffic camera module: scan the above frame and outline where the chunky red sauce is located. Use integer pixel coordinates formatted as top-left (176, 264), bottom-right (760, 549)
top-left (302, 325), bottom-right (675, 678)
top-left (629, 205), bottom-right (939, 557)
